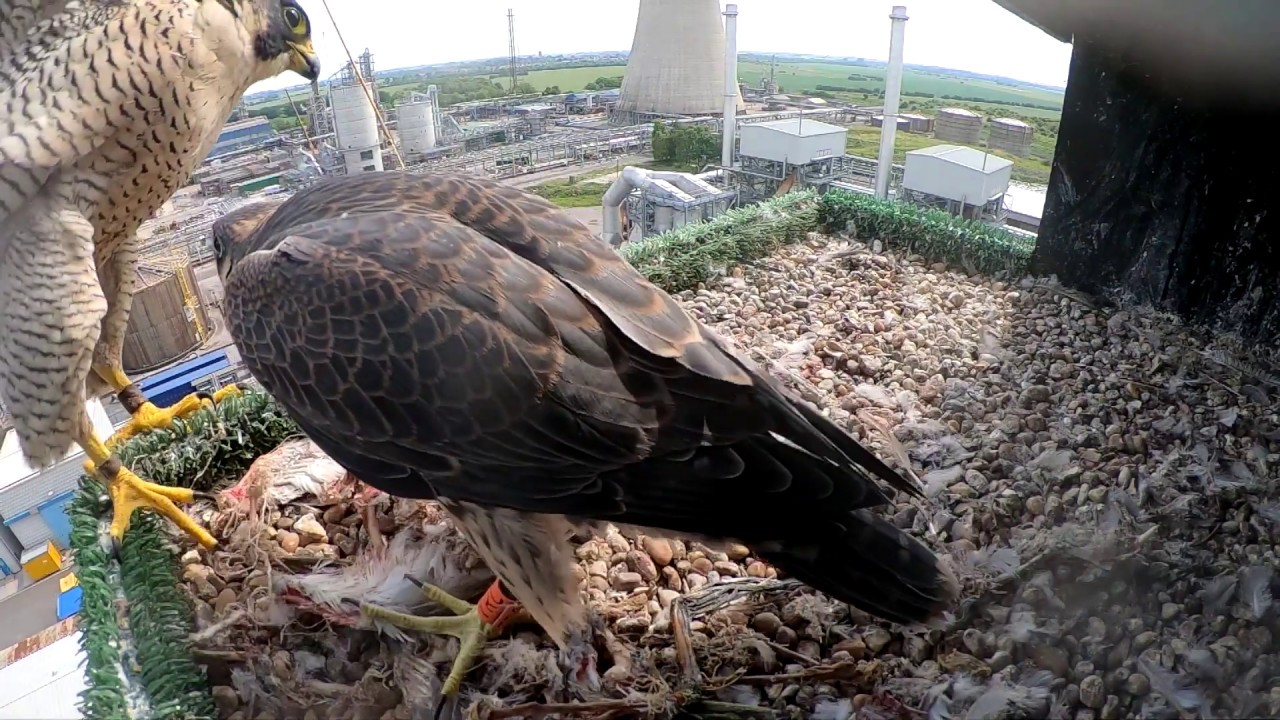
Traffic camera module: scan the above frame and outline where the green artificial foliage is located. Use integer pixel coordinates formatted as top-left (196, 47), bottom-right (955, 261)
top-left (817, 189), bottom-right (1036, 275)
top-left (619, 190), bottom-right (819, 292)
top-left (71, 391), bottom-right (301, 719)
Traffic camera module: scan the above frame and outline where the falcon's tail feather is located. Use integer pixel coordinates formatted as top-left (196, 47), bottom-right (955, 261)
top-left (599, 427), bottom-right (958, 628)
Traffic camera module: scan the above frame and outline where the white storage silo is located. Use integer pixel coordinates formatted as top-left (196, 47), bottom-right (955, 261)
top-left (398, 100), bottom-right (437, 156)
top-left (331, 84), bottom-right (383, 174)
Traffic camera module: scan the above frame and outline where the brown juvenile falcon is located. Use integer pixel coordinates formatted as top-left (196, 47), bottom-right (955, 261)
top-left (213, 171), bottom-right (959, 697)
top-left (0, 0), bottom-right (319, 551)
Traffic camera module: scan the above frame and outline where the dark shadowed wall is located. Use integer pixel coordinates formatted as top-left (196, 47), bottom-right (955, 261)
top-left (1031, 39), bottom-right (1280, 345)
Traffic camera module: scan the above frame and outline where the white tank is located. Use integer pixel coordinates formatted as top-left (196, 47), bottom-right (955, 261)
top-left (331, 84), bottom-right (382, 173)
top-left (398, 100), bottom-right (437, 155)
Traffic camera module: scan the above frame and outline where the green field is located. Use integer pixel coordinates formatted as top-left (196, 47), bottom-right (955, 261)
top-left (736, 60), bottom-right (1063, 110)
top-left (522, 65), bottom-right (627, 92)
top-left (846, 124), bottom-right (1055, 185)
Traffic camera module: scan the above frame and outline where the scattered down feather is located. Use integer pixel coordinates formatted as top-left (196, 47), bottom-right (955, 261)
top-left (274, 523), bottom-right (495, 640)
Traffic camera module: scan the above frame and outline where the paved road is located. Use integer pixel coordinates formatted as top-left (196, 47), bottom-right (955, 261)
top-left (0, 567), bottom-right (75, 652)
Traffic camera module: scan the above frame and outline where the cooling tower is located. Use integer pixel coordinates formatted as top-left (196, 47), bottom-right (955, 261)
top-left (617, 0), bottom-right (745, 117)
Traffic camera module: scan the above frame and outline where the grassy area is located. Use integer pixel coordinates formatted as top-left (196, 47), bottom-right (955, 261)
top-left (531, 179), bottom-right (608, 208)
top-left (845, 125), bottom-right (1054, 185)
top-left (737, 60), bottom-right (1063, 110)
top-left (523, 65), bottom-right (627, 93)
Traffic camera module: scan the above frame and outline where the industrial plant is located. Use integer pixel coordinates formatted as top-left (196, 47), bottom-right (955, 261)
top-left (0, 1), bottom-right (1045, 589)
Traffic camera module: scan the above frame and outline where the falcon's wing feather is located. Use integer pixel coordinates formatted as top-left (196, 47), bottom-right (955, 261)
top-left (246, 172), bottom-right (756, 388)
top-left (226, 209), bottom-right (672, 509)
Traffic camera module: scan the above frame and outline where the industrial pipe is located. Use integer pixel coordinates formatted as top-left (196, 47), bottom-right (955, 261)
top-left (601, 166), bottom-right (723, 246)
top-left (874, 5), bottom-right (909, 200)
top-left (721, 3), bottom-right (739, 168)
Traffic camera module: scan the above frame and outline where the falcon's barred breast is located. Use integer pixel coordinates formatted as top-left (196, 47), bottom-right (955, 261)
top-left (0, 0), bottom-right (320, 552)
top-left (214, 170), bottom-right (959, 697)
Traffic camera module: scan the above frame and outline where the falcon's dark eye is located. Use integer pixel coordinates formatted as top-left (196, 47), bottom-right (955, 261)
top-left (282, 5), bottom-right (307, 34)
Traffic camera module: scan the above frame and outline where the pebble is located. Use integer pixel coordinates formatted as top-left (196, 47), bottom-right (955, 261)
top-left (1079, 675), bottom-right (1105, 709)
top-left (611, 571), bottom-right (644, 592)
top-left (641, 537), bottom-right (674, 567)
top-left (212, 686), bottom-right (239, 716)
top-left (1124, 673), bottom-right (1150, 696)
top-left (752, 612), bottom-right (783, 636)
top-left (292, 513), bottom-right (328, 545)
top-left (863, 627), bottom-right (891, 654)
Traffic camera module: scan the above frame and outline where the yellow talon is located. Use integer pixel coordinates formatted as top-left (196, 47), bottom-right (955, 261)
top-left (362, 579), bottom-right (522, 696)
top-left (98, 363), bottom-right (242, 449)
top-left (80, 432), bottom-right (217, 550)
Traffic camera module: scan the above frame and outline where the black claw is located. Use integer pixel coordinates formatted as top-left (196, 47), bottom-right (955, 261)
top-left (196, 391), bottom-right (215, 404)
top-left (193, 490), bottom-right (217, 502)
top-left (111, 535), bottom-right (124, 560)
top-left (432, 695), bottom-right (448, 720)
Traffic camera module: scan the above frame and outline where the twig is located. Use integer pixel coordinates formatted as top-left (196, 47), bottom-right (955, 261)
top-left (766, 639), bottom-right (818, 667)
top-left (190, 608), bottom-right (246, 644)
top-left (190, 648), bottom-right (248, 662)
top-left (483, 699), bottom-right (647, 719)
top-left (687, 700), bottom-right (780, 718)
top-left (677, 578), bottom-right (802, 619)
top-left (735, 661), bottom-right (862, 685)
top-left (670, 602), bottom-right (702, 689)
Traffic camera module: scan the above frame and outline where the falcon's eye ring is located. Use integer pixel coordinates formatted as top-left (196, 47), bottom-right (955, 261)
top-left (283, 6), bottom-right (307, 34)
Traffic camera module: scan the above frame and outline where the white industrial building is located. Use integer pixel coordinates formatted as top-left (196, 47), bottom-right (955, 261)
top-left (332, 83), bottom-right (383, 174)
top-left (738, 118), bottom-right (848, 164)
top-left (0, 400), bottom-right (114, 580)
top-left (615, 0), bottom-right (745, 123)
top-left (396, 89), bottom-right (441, 158)
top-left (900, 144), bottom-right (1014, 221)
top-left (731, 118), bottom-right (853, 200)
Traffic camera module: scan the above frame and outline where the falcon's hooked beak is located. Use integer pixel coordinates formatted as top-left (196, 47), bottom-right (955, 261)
top-left (288, 39), bottom-right (321, 81)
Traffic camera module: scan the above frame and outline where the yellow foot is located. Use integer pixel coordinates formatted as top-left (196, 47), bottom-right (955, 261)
top-left (362, 579), bottom-right (522, 696)
top-left (82, 455), bottom-right (218, 550)
top-left (106, 384), bottom-right (242, 449)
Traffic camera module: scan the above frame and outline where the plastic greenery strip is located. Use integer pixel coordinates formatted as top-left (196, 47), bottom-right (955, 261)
top-left (72, 391), bottom-right (301, 719)
top-left (817, 189), bottom-right (1036, 275)
top-left (619, 190), bottom-right (820, 292)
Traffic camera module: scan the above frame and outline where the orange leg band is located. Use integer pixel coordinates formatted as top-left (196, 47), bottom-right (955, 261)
top-left (476, 580), bottom-right (523, 633)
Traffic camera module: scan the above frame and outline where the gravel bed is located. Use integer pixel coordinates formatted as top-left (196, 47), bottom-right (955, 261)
top-left (183, 234), bottom-right (1280, 720)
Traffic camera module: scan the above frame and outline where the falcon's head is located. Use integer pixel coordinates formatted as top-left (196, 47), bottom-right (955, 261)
top-left (209, 0), bottom-right (322, 82)
top-left (212, 199), bottom-right (288, 285)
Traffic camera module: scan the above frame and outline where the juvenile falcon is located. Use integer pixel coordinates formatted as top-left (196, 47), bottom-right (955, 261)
top-left (214, 171), bottom-right (959, 697)
top-left (0, 0), bottom-right (320, 551)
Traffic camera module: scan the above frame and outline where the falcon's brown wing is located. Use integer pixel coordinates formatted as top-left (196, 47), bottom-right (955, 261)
top-left (222, 172), bottom-right (954, 625)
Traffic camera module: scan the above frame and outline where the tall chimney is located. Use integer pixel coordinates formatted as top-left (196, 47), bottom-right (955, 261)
top-left (721, 3), bottom-right (740, 167)
top-left (874, 6), bottom-right (909, 200)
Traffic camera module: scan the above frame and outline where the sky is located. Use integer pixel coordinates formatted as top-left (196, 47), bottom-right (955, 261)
top-left (249, 0), bottom-right (1073, 94)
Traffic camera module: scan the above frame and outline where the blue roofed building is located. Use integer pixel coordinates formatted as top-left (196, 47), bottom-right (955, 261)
top-left (207, 116), bottom-right (275, 159)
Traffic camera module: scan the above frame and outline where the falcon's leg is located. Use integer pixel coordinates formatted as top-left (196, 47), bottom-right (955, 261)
top-left (95, 364), bottom-right (240, 449)
top-left (88, 236), bottom-right (238, 449)
top-left (362, 579), bottom-right (524, 695)
top-left (0, 202), bottom-right (215, 552)
top-left (78, 430), bottom-right (218, 551)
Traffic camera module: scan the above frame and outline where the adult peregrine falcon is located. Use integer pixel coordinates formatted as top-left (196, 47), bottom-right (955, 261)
top-left (214, 171), bottom-right (958, 696)
top-left (0, 0), bottom-right (320, 550)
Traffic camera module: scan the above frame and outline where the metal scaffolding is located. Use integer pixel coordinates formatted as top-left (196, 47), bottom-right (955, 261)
top-left (407, 125), bottom-right (654, 180)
